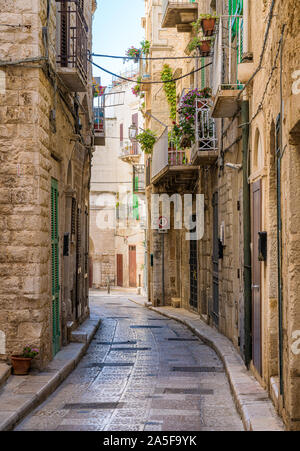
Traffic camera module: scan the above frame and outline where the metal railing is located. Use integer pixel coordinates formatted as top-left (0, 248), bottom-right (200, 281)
top-left (211, 14), bottom-right (244, 92)
top-left (162, 0), bottom-right (197, 18)
top-left (120, 142), bottom-right (140, 157)
top-left (93, 107), bottom-right (104, 135)
top-left (151, 128), bottom-right (190, 180)
top-left (56, 1), bottom-right (88, 84)
top-left (194, 98), bottom-right (217, 151)
top-left (133, 164), bottom-right (145, 193)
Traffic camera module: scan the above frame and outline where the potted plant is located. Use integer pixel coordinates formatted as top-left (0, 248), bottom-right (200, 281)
top-left (198, 38), bottom-right (214, 56)
top-left (200, 14), bottom-right (218, 36)
top-left (192, 14), bottom-right (219, 37)
top-left (136, 129), bottom-right (156, 154)
top-left (11, 346), bottom-right (39, 375)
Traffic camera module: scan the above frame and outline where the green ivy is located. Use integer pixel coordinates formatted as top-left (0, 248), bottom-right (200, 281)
top-left (161, 64), bottom-right (177, 121)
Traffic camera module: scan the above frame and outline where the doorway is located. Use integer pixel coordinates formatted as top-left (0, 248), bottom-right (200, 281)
top-left (117, 254), bottom-right (123, 287)
top-left (129, 246), bottom-right (137, 287)
top-left (251, 179), bottom-right (262, 375)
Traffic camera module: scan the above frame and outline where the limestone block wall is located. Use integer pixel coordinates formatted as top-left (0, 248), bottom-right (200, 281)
top-left (0, 0), bottom-right (94, 367)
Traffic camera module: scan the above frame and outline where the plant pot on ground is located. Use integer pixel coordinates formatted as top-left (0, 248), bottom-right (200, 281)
top-left (11, 346), bottom-right (39, 375)
top-left (201, 18), bottom-right (216, 36)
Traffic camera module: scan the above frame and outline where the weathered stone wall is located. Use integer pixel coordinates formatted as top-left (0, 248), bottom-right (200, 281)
top-left (0, 0), bottom-right (95, 367)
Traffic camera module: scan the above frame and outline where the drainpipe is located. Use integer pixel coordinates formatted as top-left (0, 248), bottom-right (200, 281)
top-left (241, 100), bottom-right (252, 368)
top-left (161, 233), bottom-right (165, 306)
top-left (277, 34), bottom-right (284, 401)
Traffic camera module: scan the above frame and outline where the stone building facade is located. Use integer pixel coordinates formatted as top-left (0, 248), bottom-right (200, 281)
top-left (90, 78), bottom-right (146, 290)
top-left (0, 0), bottom-right (96, 368)
top-left (142, 0), bottom-right (300, 430)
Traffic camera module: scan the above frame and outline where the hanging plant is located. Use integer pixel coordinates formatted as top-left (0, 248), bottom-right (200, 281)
top-left (192, 14), bottom-right (219, 35)
top-left (187, 36), bottom-right (215, 54)
top-left (161, 64), bottom-right (177, 121)
top-left (125, 46), bottom-right (141, 63)
top-left (140, 40), bottom-right (151, 55)
top-left (136, 129), bottom-right (157, 154)
top-left (132, 76), bottom-right (142, 97)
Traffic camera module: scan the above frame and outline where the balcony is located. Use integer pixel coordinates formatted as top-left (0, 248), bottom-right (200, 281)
top-left (161, 0), bottom-right (198, 32)
top-left (151, 129), bottom-right (198, 190)
top-left (56, 0), bottom-right (88, 92)
top-left (133, 164), bottom-right (145, 193)
top-left (191, 98), bottom-right (218, 165)
top-left (93, 107), bottom-right (105, 146)
top-left (119, 141), bottom-right (141, 164)
top-left (211, 15), bottom-right (244, 117)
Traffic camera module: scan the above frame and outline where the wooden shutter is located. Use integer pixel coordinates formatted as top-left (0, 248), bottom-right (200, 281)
top-left (51, 178), bottom-right (60, 356)
top-left (120, 123), bottom-right (123, 142)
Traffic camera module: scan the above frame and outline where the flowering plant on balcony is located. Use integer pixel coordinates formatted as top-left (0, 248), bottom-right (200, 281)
top-left (175, 88), bottom-right (212, 147)
top-left (126, 46), bottom-right (141, 62)
top-left (136, 129), bottom-right (156, 154)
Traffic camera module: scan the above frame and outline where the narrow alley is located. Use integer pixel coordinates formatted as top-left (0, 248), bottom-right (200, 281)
top-left (15, 291), bottom-right (243, 431)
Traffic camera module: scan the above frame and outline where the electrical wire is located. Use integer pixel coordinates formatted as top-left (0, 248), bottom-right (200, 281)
top-left (91, 53), bottom-right (203, 60)
top-left (89, 59), bottom-right (212, 84)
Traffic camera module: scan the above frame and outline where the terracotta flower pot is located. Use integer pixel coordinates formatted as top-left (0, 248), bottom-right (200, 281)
top-left (11, 356), bottom-right (32, 375)
top-left (198, 41), bottom-right (211, 57)
top-left (201, 18), bottom-right (216, 37)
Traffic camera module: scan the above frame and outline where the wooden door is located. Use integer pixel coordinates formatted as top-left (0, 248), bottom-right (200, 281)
top-left (251, 179), bottom-right (262, 375)
top-left (117, 254), bottom-right (123, 287)
top-left (212, 192), bottom-right (219, 326)
top-left (129, 246), bottom-right (137, 287)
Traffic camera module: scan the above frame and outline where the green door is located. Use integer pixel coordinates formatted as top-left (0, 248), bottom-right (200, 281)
top-left (51, 178), bottom-right (60, 356)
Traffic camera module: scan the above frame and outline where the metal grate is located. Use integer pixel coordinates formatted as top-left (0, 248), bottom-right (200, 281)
top-left (96, 341), bottom-right (137, 345)
top-left (85, 362), bottom-right (134, 368)
top-left (172, 366), bottom-right (224, 372)
top-left (130, 325), bottom-right (163, 329)
top-left (63, 402), bottom-right (125, 410)
top-left (110, 347), bottom-right (151, 352)
top-left (163, 388), bottom-right (214, 394)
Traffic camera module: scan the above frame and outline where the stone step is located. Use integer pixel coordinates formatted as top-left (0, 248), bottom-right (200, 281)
top-left (0, 363), bottom-right (11, 390)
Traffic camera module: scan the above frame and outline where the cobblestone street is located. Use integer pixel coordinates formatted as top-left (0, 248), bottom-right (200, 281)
top-left (16, 291), bottom-right (243, 431)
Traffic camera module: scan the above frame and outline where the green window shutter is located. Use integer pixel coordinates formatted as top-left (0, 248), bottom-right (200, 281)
top-left (51, 178), bottom-right (60, 356)
top-left (201, 57), bottom-right (205, 89)
top-left (133, 194), bottom-right (139, 220)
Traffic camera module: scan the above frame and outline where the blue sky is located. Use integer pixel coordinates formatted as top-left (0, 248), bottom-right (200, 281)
top-left (92, 0), bottom-right (146, 87)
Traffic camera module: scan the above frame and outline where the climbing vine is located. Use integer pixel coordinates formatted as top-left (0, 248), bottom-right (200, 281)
top-left (161, 64), bottom-right (177, 121)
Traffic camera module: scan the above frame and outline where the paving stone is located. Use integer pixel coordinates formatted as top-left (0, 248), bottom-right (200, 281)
top-left (15, 293), bottom-right (245, 431)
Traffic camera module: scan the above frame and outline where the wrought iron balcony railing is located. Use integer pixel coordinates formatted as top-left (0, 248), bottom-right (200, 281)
top-left (133, 164), bottom-right (145, 193)
top-left (56, 0), bottom-right (88, 91)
